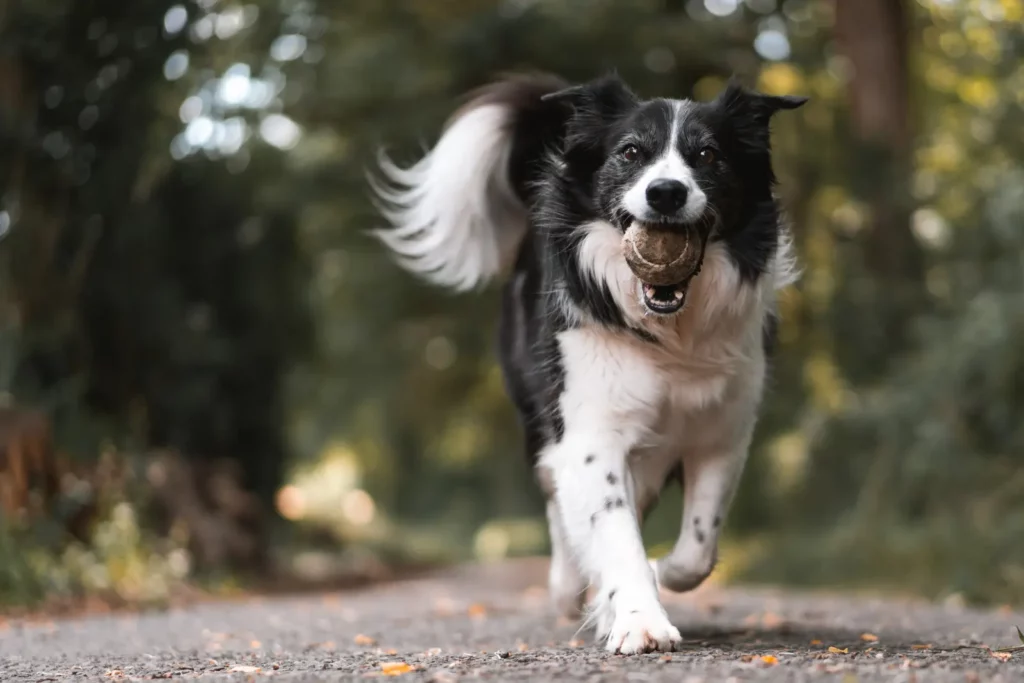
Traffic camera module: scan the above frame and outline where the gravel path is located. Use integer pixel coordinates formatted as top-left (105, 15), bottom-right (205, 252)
top-left (2, 558), bottom-right (1023, 681)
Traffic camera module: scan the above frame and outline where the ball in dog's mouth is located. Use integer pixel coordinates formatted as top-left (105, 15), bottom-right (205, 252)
top-left (623, 223), bottom-right (704, 315)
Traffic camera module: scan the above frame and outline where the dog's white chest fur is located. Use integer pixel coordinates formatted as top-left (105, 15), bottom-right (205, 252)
top-left (555, 236), bottom-right (772, 512)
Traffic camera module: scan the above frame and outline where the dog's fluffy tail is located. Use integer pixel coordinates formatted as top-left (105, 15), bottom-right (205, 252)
top-left (370, 73), bottom-right (570, 292)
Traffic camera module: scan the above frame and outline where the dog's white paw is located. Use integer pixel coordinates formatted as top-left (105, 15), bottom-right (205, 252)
top-left (604, 606), bottom-right (681, 655)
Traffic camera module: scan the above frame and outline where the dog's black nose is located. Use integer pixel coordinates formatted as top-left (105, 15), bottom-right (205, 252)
top-left (645, 179), bottom-right (688, 215)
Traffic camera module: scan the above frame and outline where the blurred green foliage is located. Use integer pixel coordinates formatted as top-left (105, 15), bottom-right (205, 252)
top-left (2, 0), bottom-right (1023, 608)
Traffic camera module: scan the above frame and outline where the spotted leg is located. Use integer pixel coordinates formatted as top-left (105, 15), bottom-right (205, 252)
top-left (540, 328), bottom-right (681, 655)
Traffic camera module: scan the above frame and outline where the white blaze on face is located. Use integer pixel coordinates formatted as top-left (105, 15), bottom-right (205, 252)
top-left (621, 101), bottom-right (708, 223)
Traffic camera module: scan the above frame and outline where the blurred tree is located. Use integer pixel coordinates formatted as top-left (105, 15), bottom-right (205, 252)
top-left (832, 0), bottom-right (926, 380)
top-left (1, 0), bottom-right (312, 567)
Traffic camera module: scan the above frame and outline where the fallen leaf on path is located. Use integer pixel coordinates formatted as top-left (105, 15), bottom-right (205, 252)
top-left (381, 662), bottom-right (414, 675)
top-left (250, 640), bottom-right (261, 649)
top-left (910, 643), bottom-right (931, 650)
top-left (516, 642), bottom-right (529, 652)
top-left (104, 671), bottom-right (125, 679)
top-left (228, 665), bottom-right (261, 673)
top-left (991, 651), bottom-right (1012, 662)
top-left (354, 634), bottom-right (377, 646)
top-left (660, 654), bottom-right (672, 662)
top-left (467, 603), bottom-right (487, 618)
top-left (810, 639), bottom-right (823, 646)
top-left (760, 655), bottom-right (779, 665)
top-left (828, 646), bottom-right (849, 654)
top-left (762, 613), bottom-right (785, 629)
top-left (860, 633), bottom-right (879, 642)
top-left (568, 639), bottom-right (584, 647)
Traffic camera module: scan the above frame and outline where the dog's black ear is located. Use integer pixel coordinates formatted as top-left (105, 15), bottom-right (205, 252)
top-left (715, 78), bottom-right (808, 123)
top-left (714, 78), bottom-right (807, 152)
top-left (541, 73), bottom-right (639, 123)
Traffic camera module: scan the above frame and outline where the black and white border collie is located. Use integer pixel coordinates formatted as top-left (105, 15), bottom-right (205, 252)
top-left (370, 72), bottom-right (806, 654)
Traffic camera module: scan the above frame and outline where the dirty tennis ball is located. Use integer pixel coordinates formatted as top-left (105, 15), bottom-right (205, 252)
top-left (622, 224), bottom-right (702, 286)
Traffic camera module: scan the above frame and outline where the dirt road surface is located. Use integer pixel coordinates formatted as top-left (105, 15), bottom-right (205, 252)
top-left (2, 558), bottom-right (1023, 681)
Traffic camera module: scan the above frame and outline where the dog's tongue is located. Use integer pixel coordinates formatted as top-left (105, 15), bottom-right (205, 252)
top-left (622, 224), bottom-right (702, 286)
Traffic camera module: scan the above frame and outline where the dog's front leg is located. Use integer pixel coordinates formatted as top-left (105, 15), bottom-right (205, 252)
top-left (654, 408), bottom-right (757, 593)
top-left (540, 330), bottom-right (680, 655)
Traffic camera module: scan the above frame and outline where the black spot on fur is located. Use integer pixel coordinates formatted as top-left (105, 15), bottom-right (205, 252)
top-left (696, 530), bottom-right (706, 544)
top-left (763, 309), bottom-right (779, 357)
top-left (694, 516), bottom-right (701, 527)
top-left (585, 454), bottom-right (595, 464)
top-left (604, 498), bottom-right (613, 511)
top-left (590, 512), bottom-right (598, 526)
top-left (608, 589), bottom-right (616, 601)
top-left (607, 472), bottom-right (617, 485)
top-left (713, 516), bottom-right (721, 529)
top-left (614, 497), bottom-right (625, 508)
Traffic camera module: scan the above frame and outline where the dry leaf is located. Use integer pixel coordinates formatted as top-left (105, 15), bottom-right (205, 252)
top-left (104, 672), bottom-right (125, 680)
top-left (517, 642), bottom-right (529, 652)
top-left (828, 646), bottom-right (849, 654)
top-left (228, 665), bottom-right (261, 673)
top-left (660, 654), bottom-right (673, 662)
top-left (568, 639), bottom-right (584, 648)
top-left (467, 603), bottom-right (487, 618)
top-left (740, 654), bottom-right (756, 663)
top-left (381, 662), bottom-right (415, 675)
top-left (910, 643), bottom-right (931, 650)
top-left (810, 639), bottom-right (823, 646)
top-left (860, 633), bottom-right (879, 642)
top-left (250, 640), bottom-right (261, 649)
top-left (762, 613), bottom-right (785, 629)
top-left (991, 651), bottom-right (1012, 662)
top-left (760, 655), bottom-right (779, 665)
top-left (354, 634), bottom-right (377, 646)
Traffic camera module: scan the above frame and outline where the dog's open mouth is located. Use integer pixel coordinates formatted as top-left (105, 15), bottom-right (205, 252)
top-left (641, 281), bottom-right (688, 315)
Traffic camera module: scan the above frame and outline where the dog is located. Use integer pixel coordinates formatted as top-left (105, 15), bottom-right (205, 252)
top-left (369, 71), bottom-right (806, 654)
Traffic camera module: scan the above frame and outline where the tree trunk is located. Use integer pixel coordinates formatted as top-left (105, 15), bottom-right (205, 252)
top-left (833, 0), bottom-right (924, 373)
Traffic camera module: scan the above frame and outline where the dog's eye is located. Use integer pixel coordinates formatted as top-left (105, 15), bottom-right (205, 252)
top-left (698, 148), bottom-right (716, 166)
top-left (620, 144), bottom-right (639, 162)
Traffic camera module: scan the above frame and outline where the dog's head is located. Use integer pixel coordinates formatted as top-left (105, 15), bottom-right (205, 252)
top-left (543, 75), bottom-right (806, 315)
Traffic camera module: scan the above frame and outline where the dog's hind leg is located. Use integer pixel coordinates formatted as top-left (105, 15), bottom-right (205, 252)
top-left (545, 499), bottom-right (587, 619)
